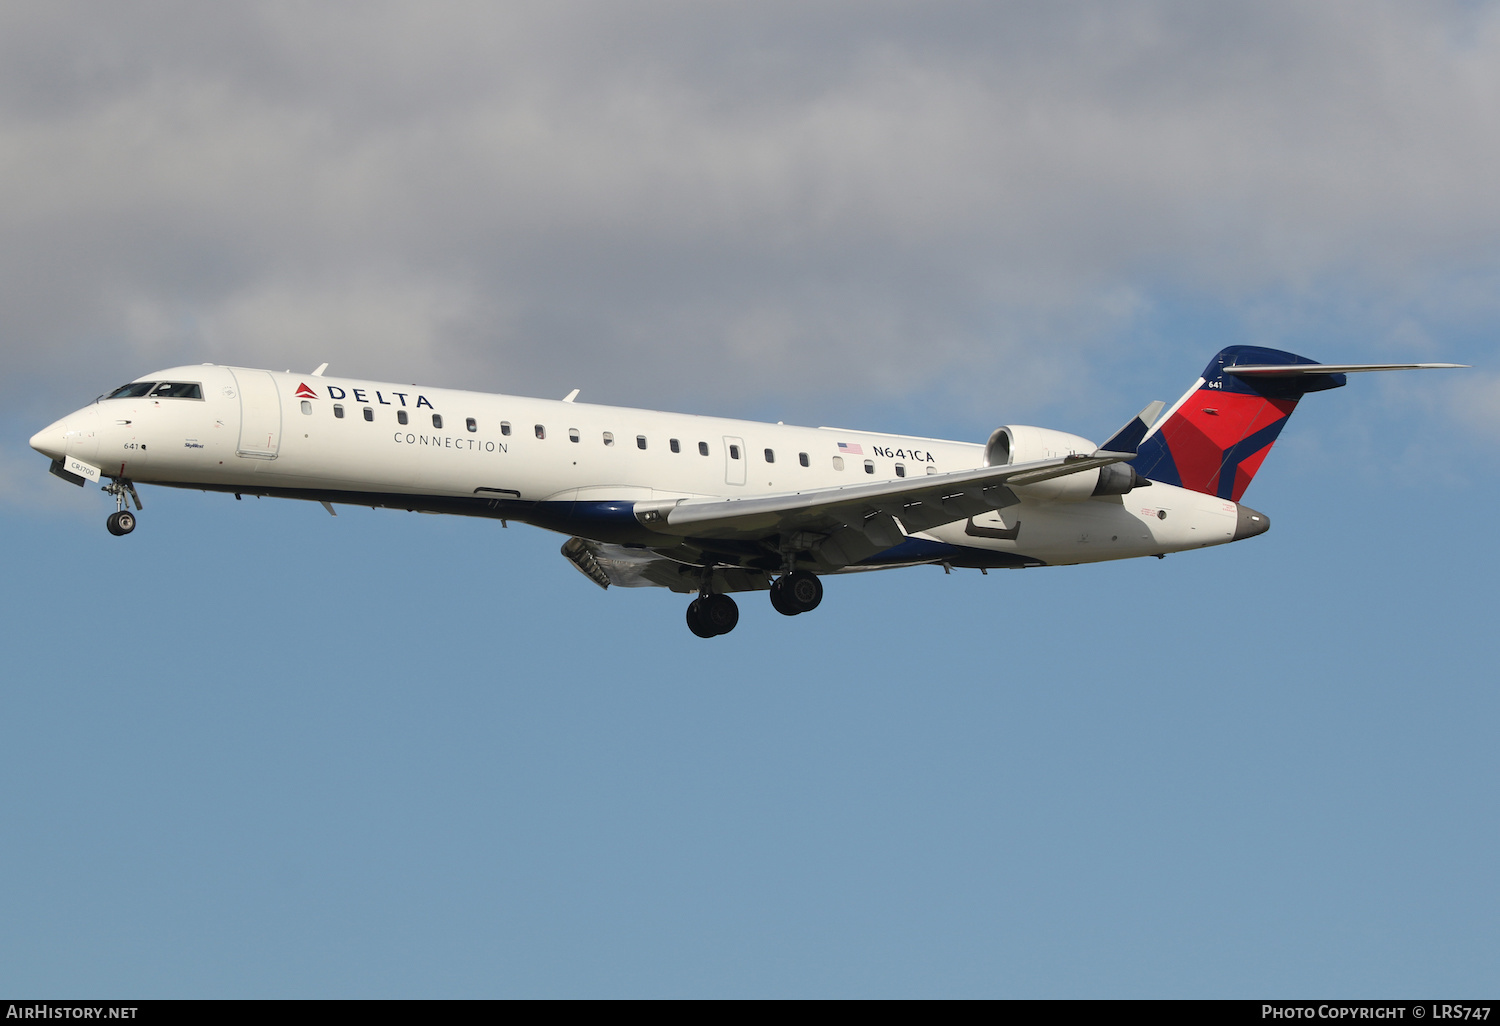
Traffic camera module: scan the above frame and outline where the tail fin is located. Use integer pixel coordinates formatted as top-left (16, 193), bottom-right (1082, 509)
top-left (1133, 346), bottom-right (1346, 501)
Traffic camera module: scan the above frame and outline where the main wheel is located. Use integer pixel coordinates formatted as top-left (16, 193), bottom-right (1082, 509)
top-left (106, 510), bottom-right (136, 536)
top-left (781, 570), bottom-right (822, 613)
top-left (686, 599), bottom-right (717, 638)
top-left (700, 594), bottom-right (739, 635)
top-left (769, 577), bottom-right (799, 616)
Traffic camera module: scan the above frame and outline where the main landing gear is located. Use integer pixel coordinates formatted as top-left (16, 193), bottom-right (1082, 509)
top-left (686, 594), bottom-right (739, 638)
top-left (683, 571), bottom-right (826, 638)
top-left (103, 479), bottom-right (142, 536)
top-left (769, 570), bottom-right (822, 616)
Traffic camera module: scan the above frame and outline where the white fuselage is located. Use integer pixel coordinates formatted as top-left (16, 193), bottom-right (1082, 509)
top-left (31, 364), bottom-right (1249, 570)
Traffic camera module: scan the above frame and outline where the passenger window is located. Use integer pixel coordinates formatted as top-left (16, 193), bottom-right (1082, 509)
top-left (926, 464), bottom-right (938, 475)
top-left (895, 464), bottom-right (906, 478)
top-left (397, 410), bottom-right (408, 425)
top-left (729, 445), bottom-right (740, 460)
top-left (698, 441), bottom-right (709, 456)
top-left (670, 438), bottom-right (680, 453)
top-left (501, 421), bottom-right (511, 436)
top-left (568, 428), bottom-right (580, 443)
top-left (799, 452), bottom-right (809, 467)
top-left (764, 448), bottom-right (774, 463)
top-left (363, 407), bottom-right (374, 422)
top-left (637, 435), bottom-right (647, 450)
top-left (864, 460), bottom-right (875, 474)
top-left (333, 404), bottom-right (345, 419)
top-left (535, 424), bottom-right (545, 439)
top-left (832, 455), bottom-right (844, 471)
top-left (603, 432), bottom-right (614, 446)
top-left (300, 400), bottom-right (312, 415)
top-left (466, 417), bottom-right (477, 432)
top-left (432, 414), bottom-right (443, 429)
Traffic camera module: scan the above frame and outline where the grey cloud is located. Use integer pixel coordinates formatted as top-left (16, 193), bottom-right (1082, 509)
top-left (2, 0), bottom-right (1498, 433)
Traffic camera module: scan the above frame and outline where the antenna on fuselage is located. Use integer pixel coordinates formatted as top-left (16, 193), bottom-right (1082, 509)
top-left (562, 388), bottom-right (580, 402)
top-left (312, 363), bottom-right (329, 377)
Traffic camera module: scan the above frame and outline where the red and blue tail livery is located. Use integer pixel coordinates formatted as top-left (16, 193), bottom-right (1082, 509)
top-left (1134, 346), bottom-right (1349, 501)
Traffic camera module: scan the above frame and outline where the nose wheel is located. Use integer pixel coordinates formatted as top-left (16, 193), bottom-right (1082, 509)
top-left (102, 478), bottom-right (142, 536)
top-left (686, 594), bottom-right (739, 638)
top-left (769, 570), bottom-right (822, 616)
top-left (106, 510), bottom-right (136, 536)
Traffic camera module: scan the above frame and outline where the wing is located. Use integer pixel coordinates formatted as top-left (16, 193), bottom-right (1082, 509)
top-left (624, 403), bottom-right (1162, 568)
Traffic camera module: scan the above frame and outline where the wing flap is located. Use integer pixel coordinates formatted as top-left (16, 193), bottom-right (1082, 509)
top-left (637, 454), bottom-right (1132, 551)
top-left (644, 452), bottom-right (1103, 539)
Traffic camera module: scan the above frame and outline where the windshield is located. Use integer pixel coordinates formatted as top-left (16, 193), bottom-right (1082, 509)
top-left (149, 382), bottom-right (202, 399)
top-left (106, 382), bottom-right (156, 399)
top-left (104, 381), bottom-right (203, 400)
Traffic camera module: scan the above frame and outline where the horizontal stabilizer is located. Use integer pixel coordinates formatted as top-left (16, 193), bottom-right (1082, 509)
top-left (1226, 362), bottom-right (1467, 376)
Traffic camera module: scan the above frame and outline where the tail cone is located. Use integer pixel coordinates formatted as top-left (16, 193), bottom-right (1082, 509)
top-left (1234, 504), bottom-right (1271, 541)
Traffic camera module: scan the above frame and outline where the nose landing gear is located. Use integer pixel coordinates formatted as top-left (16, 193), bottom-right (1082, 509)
top-left (106, 510), bottom-right (136, 536)
top-left (769, 570), bottom-right (822, 616)
top-left (102, 479), bottom-right (142, 536)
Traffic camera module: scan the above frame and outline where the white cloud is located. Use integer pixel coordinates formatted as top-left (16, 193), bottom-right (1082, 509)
top-left (1, 0), bottom-right (1497, 429)
top-left (118, 277), bottom-right (481, 385)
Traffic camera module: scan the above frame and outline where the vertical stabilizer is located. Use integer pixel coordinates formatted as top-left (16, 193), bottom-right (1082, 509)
top-left (1133, 346), bottom-right (1346, 501)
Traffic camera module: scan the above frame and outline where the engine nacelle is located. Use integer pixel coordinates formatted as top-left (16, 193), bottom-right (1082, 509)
top-left (984, 425), bottom-right (1147, 501)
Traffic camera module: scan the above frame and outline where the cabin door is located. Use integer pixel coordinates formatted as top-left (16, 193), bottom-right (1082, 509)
top-left (722, 435), bottom-right (746, 485)
top-left (229, 369), bottom-right (282, 459)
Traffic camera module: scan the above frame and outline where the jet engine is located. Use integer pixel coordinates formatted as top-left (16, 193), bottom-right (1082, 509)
top-left (985, 425), bottom-right (1149, 501)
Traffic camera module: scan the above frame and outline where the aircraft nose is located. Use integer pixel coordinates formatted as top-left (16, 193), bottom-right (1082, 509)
top-left (30, 418), bottom-right (69, 461)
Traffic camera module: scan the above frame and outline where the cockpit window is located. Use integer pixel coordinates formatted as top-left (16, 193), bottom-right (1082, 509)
top-left (106, 382), bottom-right (157, 399)
top-left (148, 382), bottom-right (203, 399)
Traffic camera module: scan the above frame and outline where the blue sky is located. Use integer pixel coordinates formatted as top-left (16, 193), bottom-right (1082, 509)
top-left (3, 1), bottom-right (1498, 998)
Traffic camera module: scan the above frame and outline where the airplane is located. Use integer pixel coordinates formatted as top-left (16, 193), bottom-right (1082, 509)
top-left (29, 345), bottom-right (1462, 637)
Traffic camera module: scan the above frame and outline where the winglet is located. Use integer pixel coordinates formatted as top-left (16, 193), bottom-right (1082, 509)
top-left (1094, 401), bottom-right (1165, 458)
top-left (312, 362), bottom-right (329, 377)
top-left (563, 388), bottom-right (580, 403)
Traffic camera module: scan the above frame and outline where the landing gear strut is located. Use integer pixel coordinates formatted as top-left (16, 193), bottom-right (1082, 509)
top-left (686, 594), bottom-right (739, 638)
top-left (103, 479), bottom-right (141, 536)
top-left (769, 570), bottom-right (822, 616)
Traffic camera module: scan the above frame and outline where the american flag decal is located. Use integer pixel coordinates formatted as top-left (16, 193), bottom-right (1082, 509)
top-left (837, 442), bottom-right (863, 455)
